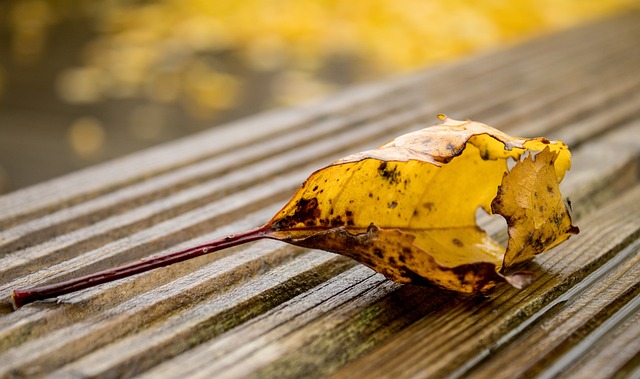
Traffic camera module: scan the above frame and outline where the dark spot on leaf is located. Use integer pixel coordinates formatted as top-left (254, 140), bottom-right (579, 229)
top-left (547, 185), bottom-right (554, 194)
top-left (357, 256), bottom-right (376, 269)
top-left (272, 197), bottom-right (320, 229)
top-left (398, 267), bottom-right (432, 286)
top-left (423, 202), bottom-right (435, 212)
top-left (374, 248), bottom-right (384, 259)
top-left (330, 216), bottom-right (345, 227)
top-left (378, 162), bottom-right (401, 185)
top-left (400, 247), bottom-right (412, 262)
top-left (388, 201), bottom-right (398, 209)
top-left (345, 210), bottom-right (355, 226)
top-left (452, 238), bottom-right (464, 247)
top-left (525, 234), bottom-right (534, 247)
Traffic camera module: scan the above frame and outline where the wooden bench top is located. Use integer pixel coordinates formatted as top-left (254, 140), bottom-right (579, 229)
top-left (1, 10), bottom-right (639, 378)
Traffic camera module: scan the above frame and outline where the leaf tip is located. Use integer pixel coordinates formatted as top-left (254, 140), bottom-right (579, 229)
top-left (503, 272), bottom-right (537, 289)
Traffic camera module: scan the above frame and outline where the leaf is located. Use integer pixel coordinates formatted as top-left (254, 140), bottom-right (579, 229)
top-left (266, 115), bottom-right (579, 293)
top-left (10, 115), bottom-right (580, 308)
top-left (492, 147), bottom-right (580, 267)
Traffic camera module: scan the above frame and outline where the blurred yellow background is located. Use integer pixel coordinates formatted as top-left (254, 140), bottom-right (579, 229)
top-left (0, 0), bottom-right (636, 193)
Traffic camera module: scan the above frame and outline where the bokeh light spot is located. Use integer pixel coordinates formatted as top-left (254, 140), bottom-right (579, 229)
top-left (57, 67), bottom-right (105, 103)
top-left (67, 117), bottom-right (106, 158)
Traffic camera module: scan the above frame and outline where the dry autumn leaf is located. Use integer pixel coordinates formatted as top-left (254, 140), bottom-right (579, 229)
top-left (267, 115), bottom-right (578, 292)
top-left (11, 115), bottom-right (578, 308)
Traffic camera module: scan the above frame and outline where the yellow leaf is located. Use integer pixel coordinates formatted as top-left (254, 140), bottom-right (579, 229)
top-left (492, 147), bottom-right (580, 267)
top-left (267, 115), bottom-right (579, 293)
top-left (10, 115), bottom-right (581, 308)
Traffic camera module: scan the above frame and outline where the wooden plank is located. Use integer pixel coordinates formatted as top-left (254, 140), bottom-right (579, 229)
top-left (2, 84), bottom-right (638, 379)
top-left (155, 119), bottom-right (640, 376)
top-left (331, 186), bottom-right (640, 379)
top-left (557, 299), bottom-right (640, 379)
top-left (463, 237), bottom-right (640, 378)
top-left (0, 10), bottom-right (639, 379)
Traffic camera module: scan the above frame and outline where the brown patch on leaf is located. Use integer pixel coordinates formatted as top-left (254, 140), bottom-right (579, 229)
top-left (271, 197), bottom-right (321, 229)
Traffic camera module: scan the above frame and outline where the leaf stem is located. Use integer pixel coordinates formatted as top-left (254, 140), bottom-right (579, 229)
top-left (11, 225), bottom-right (271, 309)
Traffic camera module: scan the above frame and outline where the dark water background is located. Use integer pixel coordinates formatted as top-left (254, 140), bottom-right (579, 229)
top-left (0, 1), bottom-right (628, 194)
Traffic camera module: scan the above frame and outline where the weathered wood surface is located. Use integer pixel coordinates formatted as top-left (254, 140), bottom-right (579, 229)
top-left (1, 11), bottom-right (640, 379)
